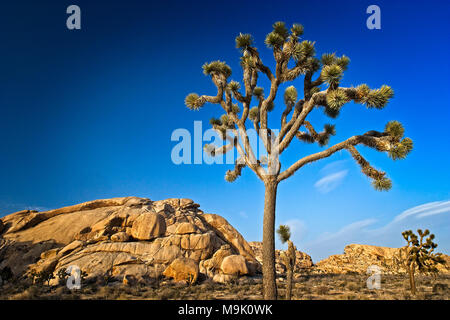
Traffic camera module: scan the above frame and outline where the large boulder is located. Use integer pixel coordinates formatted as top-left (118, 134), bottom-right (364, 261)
top-left (220, 255), bottom-right (249, 275)
top-left (163, 257), bottom-right (199, 283)
top-left (130, 211), bottom-right (166, 240)
top-left (0, 197), bottom-right (260, 285)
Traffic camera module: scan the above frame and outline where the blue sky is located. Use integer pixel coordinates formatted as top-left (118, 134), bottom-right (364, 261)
top-left (1, 0), bottom-right (449, 262)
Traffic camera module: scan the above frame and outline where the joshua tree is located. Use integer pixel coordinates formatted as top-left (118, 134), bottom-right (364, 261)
top-left (277, 225), bottom-right (296, 300)
top-left (400, 229), bottom-right (445, 295)
top-left (184, 22), bottom-right (413, 299)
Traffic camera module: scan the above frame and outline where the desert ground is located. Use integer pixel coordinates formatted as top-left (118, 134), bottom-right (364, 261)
top-left (1, 273), bottom-right (448, 300)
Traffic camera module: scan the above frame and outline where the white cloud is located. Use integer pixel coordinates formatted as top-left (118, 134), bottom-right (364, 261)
top-left (239, 211), bottom-right (248, 219)
top-left (314, 170), bottom-right (348, 193)
top-left (392, 200), bottom-right (450, 222)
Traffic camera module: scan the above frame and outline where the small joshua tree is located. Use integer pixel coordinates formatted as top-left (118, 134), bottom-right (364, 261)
top-left (184, 22), bottom-right (413, 299)
top-left (277, 225), bottom-right (296, 300)
top-left (401, 229), bottom-right (446, 295)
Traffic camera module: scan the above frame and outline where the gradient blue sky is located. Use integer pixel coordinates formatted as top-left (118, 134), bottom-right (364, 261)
top-left (1, 0), bottom-right (449, 261)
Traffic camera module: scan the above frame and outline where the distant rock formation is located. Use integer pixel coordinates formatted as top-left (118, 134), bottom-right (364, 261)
top-left (0, 197), bottom-right (260, 285)
top-left (249, 241), bottom-right (314, 276)
top-left (315, 244), bottom-right (450, 274)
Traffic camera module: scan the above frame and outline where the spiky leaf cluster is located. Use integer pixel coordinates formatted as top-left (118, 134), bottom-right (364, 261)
top-left (321, 65), bottom-right (343, 87)
top-left (364, 85), bottom-right (394, 109)
top-left (225, 162), bottom-right (245, 182)
top-left (253, 87), bottom-right (264, 99)
top-left (321, 53), bottom-right (350, 70)
top-left (235, 33), bottom-right (253, 51)
top-left (372, 176), bottom-right (392, 191)
top-left (240, 55), bottom-right (256, 69)
top-left (202, 60), bottom-right (232, 78)
top-left (184, 93), bottom-right (204, 110)
top-left (265, 32), bottom-right (284, 48)
top-left (284, 86), bottom-right (297, 106)
top-left (227, 80), bottom-right (241, 92)
top-left (277, 225), bottom-right (291, 243)
top-left (272, 21), bottom-right (289, 40)
top-left (209, 117), bottom-right (222, 126)
top-left (249, 106), bottom-right (259, 121)
top-left (290, 23), bottom-right (304, 38)
top-left (384, 121), bottom-right (413, 160)
top-left (388, 138), bottom-right (413, 160)
top-left (326, 89), bottom-right (348, 110)
top-left (293, 40), bottom-right (315, 61)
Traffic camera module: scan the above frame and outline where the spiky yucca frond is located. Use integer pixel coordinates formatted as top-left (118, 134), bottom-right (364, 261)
top-left (323, 106), bottom-right (340, 118)
top-left (225, 162), bottom-right (245, 182)
top-left (185, 93), bottom-right (204, 110)
top-left (297, 133), bottom-right (315, 143)
top-left (227, 80), bottom-right (241, 91)
top-left (240, 55), bottom-right (256, 69)
top-left (267, 101), bottom-right (275, 112)
top-left (364, 85), bottom-right (394, 109)
top-left (284, 86), bottom-right (298, 106)
top-left (272, 21), bottom-right (289, 40)
top-left (253, 87), bottom-right (264, 99)
top-left (235, 33), bottom-right (253, 50)
top-left (335, 55), bottom-right (350, 70)
top-left (372, 176), bottom-right (392, 191)
top-left (326, 89), bottom-right (348, 110)
top-left (202, 61), bottom-right (232, 78)
top-left (324, 124), bottom-right (336, 136)
top-left (355, 84), bottom-right (370, 102)
top-left (265, 32), bottom-right (284, 48)
top-left (385, 121), bottom-right (404, 140)
top-left (220, 114), bottom-right (233, 127)
top-left (231, 103), bottom-right (241, 114)
top-left (388, 138), bottom-right (413, 160)
top-left (290, 23), bottom-right (304, 37)
top-left (249, 107), bottom-right (259, 121)
top-left (209, 117), bottom-right (222, 126)
top-left (293, 40), bottom-right (315, 61)
top-left (277, 225), bottom-right (291, 243)
top-left (321, 65), bottom-right (343, 86)
top-left (321, 53), bottom-right (336, 66)
top-left (309, 86), bottom-right (321, 96)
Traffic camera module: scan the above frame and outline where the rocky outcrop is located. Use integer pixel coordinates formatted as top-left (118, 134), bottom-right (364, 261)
top-left (163, 257), bottom-right (199, 283)
top-left (249, 241), bottom-right (314, 275)
top-left (0, 197), bottom-right (260, 285)
top-left (315, 244), bottom-right (450, 274)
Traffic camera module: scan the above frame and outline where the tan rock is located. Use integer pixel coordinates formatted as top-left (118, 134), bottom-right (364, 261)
top-left (163, 257), bottom-right (199, 283)
top-left (59, 240), bottom-right (84, 256)
top-left (175, 222), bottom-right (197, 235)
top-left (130, 211), bottom-right (166, 240)
top-left (111, 232), bottom-right (129, 242)
top-left (220, 255), bottom-right (248, 275)
top-left (201, 214), bottom-right (258, 265)
top-left (249, 241), bottom-right (312, 275)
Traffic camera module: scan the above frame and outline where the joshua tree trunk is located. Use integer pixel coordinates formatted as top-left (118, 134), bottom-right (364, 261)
top-left (286, 267), bottom-right (293, 300)
top-left (262, 179), bottom-right (278, 299)
top-left (409, 262), bottom-right (416, 295)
